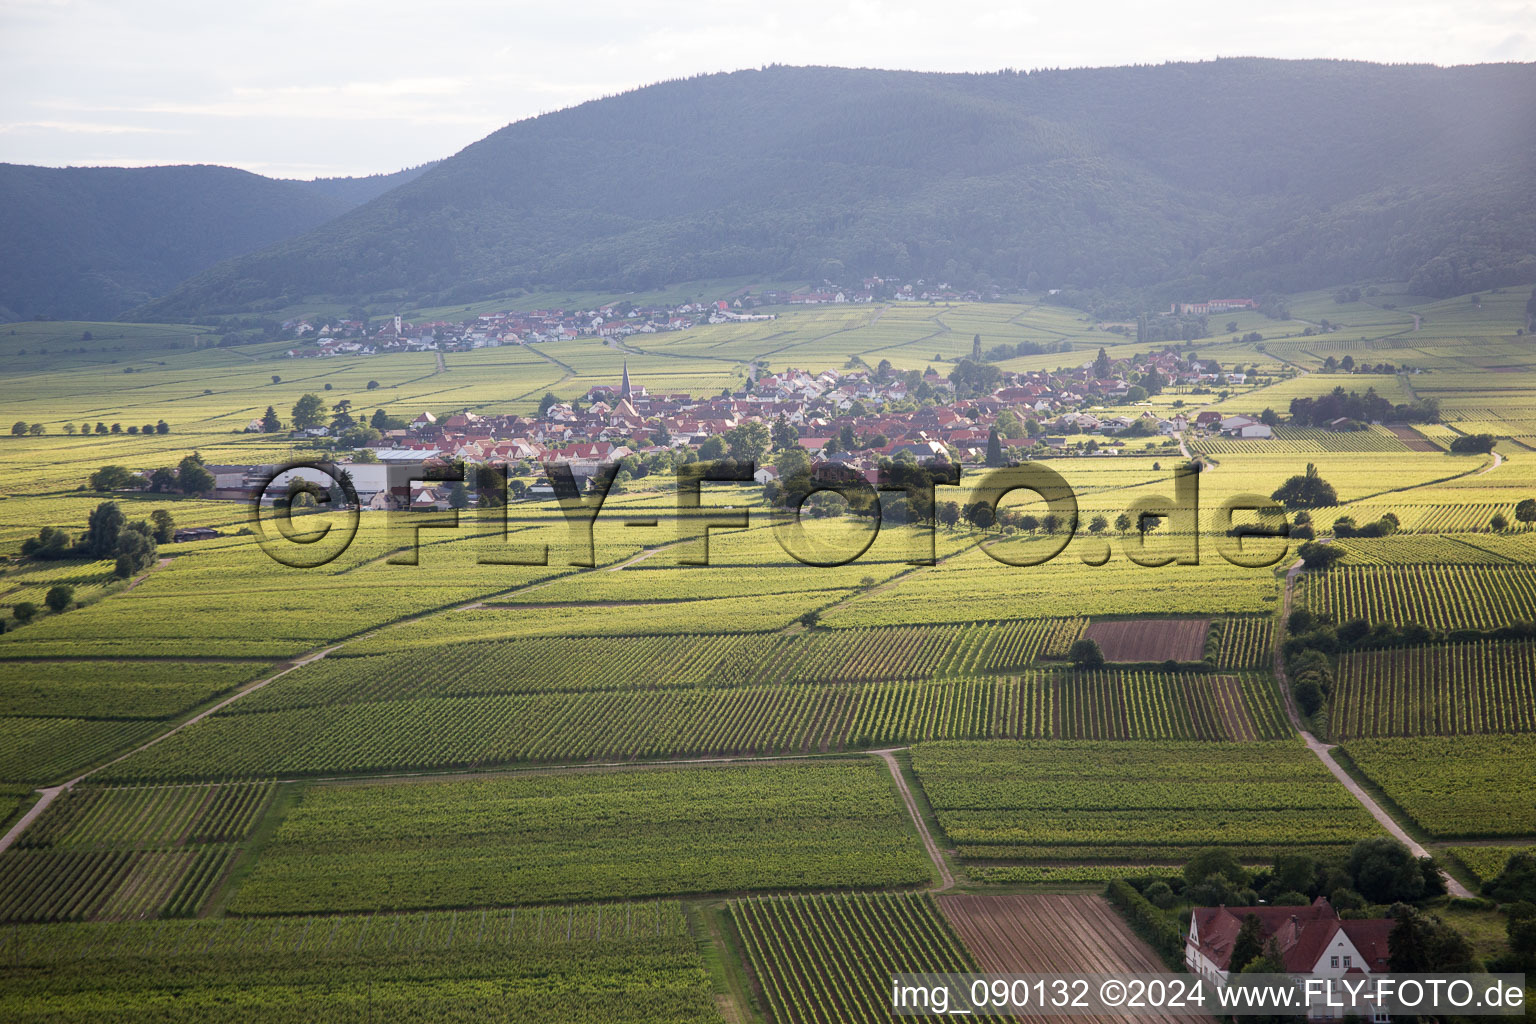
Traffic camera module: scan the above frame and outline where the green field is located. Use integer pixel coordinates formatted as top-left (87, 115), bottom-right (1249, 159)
top-left (911, 740), bottom-right (1383, 873)
top-left (2, 285), bottom-right (1535, 1019)
top-left (227, 760), bottom-right (933, 913)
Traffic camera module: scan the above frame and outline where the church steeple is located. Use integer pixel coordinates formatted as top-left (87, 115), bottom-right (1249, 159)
top-left (620, 359), bottom-right (632, 400)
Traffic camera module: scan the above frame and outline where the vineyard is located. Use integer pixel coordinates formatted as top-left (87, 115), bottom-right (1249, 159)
top-left (98, 670), bottom-right (1288, 781)
top-left (1448, 847), bottom-right (1525, 885)
top-left (228, 761), bottom-right (933, 914)
top-left (1214, 617), bottom-right (1273, 668)
top-left (0, 846), bottom-right (234, 922)
top-left (1341, 736), bottom-right (1536, 839)
top-left (1188, 425), bottom-right (1414, 455)
top-left (0, 903), bottom-right (722, 1024)
top-left (910, 740), bottom-right (1382, 871)
top-left (0, 660), bottom-right (267, 719)
top-left (1297, 564), bottom-right (1536, 630)
top-left (228, 618), bottom-right (1092, 716)
top-left (0, 782), bottom-right (274, 923)
top-left (0, 717), bottom-right (161, 784)
top-left (731, 892), bottom-right (1004, 1024)
top-left (1333, 535), bottom-right (1522, 566)
top-left (1329, 642), bottom-right (1536, 738)
top-left (19, 782), bottom-right (274, 848)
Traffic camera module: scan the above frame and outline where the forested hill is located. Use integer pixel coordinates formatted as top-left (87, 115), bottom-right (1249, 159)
top-left (0, 162), bottom-right (429, 321)
top-left (119, 60), bottom-right (1536, 318)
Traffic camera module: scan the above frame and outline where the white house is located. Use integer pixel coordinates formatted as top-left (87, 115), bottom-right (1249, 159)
top-left (1186, 898), bottom-right (1394, 1020)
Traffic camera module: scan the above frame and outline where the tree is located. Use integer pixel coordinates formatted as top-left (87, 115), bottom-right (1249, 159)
top-left (1507, 900), bottom-right (1536, 968)
top-left (1484, 851), bottom-right (1536, 903)
top-left (724, 421), bottom-right (771, 462)
top-left (89, 465), bottom-right (135, 491)
top-left (1388, 904), bottom-right (1475, 973)
top-left (10, 421), bottom-right (26, 436)
top-left (261, 406), bottom-right (282, 432)
top-left (1125, 385), bottom-right (1148, 402)
top-left (538, 392), bottom-right (560, 417)
top-left (1228, 914), bottom-right (1266, 975)
top-left (12, 601), bottom-right (37, 624)
top-left (971, 333), bottom-right (982, 360)
top-left (771, 415), bottom-right (798, 451)
top-left (112, 523), bottom-right (157, 579)
top-left (1093, 347), bottom-right (1112, 379)
top-left (1492, 512), bottom-right (1509, 532)
top-left (44, 585), bottom-right (74, 613)
top-left (1271, 463), bottom-right (1338, 509)
top-left (698, 435), bottom-right (727, 460)
top-left (367, 380), bottom-right (380, 390)
top-left (84, 501), bottom-right (125, 559)
top-left (1448, 433), bottom-right (1496, 455)
top-left (1088, 515), bottom-right (1108, 534)
top-left (1184, 848), bottom-right (1251, 889)
top-left (21, 526), bottom-right (71, 560)
top-left (148, 467), bottom-right (178, 493)
top-left (1516, 498), bottom-right (1536, 529)
top-left (271, 375), bottom-right (281, 385)
top-left (291, 393), bottom-right (327, 431)
top-left (1348, 838), bottom-right (1425, 904)
top-left (936, 501), bottom-right (961, 530)
top-left (1114, 512), bottom-right (1132, 534)
top-left (1068, 638), bottom-right (1105, 668)
top-left (178, 454), bottom-right (215, 495)
top-left (150, 509), bottom-right (175, 544)
top-left (1297, 541), bottom-right (1345, 569)
top-left (155, 420), bottom-right (169, 434)
top-left (962, 501), bottom-right (996, 530)
top-left (1260, 407), bottom-right (1280, 427)
top-left (28, 423), bottom-right (44, 435)
top-left (447, 481), bottom-right (470, 510)
top-left (985, 428), bottom-right (1005, 467)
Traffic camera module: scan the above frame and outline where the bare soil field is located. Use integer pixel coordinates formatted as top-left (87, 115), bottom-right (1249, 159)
top-left (1083, 619), bottom-right (1209, 662)
top-left (938, 893), bottom-right (1187, 1024)
top-left (1385, 424), bottom-right (1442, 452)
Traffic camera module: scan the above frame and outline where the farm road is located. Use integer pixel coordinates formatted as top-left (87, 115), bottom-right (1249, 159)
top-left (1275, 555), bottom-right (1471, 898)
top-left (874, 748), bottom-right (953, 891)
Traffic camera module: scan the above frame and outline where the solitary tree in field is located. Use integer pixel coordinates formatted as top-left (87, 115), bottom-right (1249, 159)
top-left (1516, 498), bottom-right (1536, 529)
top-left (10, 421), bottom-right (25, 436)
top-left (1068, 638), bottom-right (1105, 669)
top-left (1271, 463), bottom-right (1338, 509)
top-left (1492, 513), bottom-right (1509, 532)
top-left (261, 406), bottom-right (281, 433)
top-left (44, 585), bottom-right (74, 613)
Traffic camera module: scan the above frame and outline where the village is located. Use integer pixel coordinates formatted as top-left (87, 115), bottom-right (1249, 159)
top-left (221, 340), bottom-right (1282, 511)
top-left (276, 277), bottom-right (1010, 356)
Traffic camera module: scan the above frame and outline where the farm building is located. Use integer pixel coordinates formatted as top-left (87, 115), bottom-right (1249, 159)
top-left (1185, 897), bottom-right (1393, 985)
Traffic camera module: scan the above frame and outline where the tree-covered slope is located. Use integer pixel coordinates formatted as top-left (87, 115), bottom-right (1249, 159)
top-left (0, 163), bottom-right (429, 322)
top-left (108, 60), bottom-right (1536, 317)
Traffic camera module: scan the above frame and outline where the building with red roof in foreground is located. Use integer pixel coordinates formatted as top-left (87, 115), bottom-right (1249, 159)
top-left (1186, 897), bottom-right (1394, 990)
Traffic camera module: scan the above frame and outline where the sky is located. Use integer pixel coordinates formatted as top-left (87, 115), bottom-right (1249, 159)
top-left (2, 0), bottom-right (1532, 179)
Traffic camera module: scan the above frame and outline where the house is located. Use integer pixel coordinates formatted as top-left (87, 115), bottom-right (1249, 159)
top-left (1186, 898), bottom-right (1394, 1015)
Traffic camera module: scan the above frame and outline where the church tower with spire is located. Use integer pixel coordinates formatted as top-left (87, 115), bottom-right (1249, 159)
top-left (620, 359), bottom-right (632, 401)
